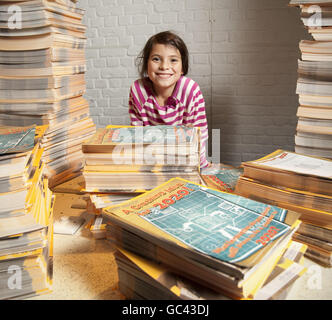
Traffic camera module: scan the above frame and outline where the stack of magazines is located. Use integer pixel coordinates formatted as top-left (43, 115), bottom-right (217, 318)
top-left (235, 149), bottom-right (332, 267)
top-left (0, 0), bottom-right (96, 188)
top-left (200, 163), bottom-right (243, 193)
top-left (102, 177), bottom-right (307, 300)
top-left (82, 125), bottom-right (202, 239)
top-left (0, 125), bottom-right (54, 299)
top-left (290, 0), bottom-right (332, 159)
top-left (82, 125), bottom-right (202, 192)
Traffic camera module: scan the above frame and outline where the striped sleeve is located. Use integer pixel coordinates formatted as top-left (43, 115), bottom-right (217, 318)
top-left (188, 83), bottom-right (209, 168)
top-left (128, 82), bottom-right (143, 126)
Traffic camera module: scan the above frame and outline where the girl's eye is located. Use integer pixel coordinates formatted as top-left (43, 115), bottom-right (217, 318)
top-left (171, 59), bottom-right (178, 63)
top-left (152, 57), bottom-right (160, 62)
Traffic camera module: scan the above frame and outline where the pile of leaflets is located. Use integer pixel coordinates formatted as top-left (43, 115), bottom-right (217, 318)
top-left (0, 0), bottom-right (96, 188)
top-left (200, 163), bottom-right (243, 193)
top-left (82, 125), bottom-right (202, 192)
top-left (82, 125), bottom-right (202, 239)
top-left (236, 149), bottom-right (332, 267)
top-left (102, 177), bottom-right (308, 300)
top-left (290, 0), bottom-right (332, 159)
top-left (0, 125), bottom-right (54, 299)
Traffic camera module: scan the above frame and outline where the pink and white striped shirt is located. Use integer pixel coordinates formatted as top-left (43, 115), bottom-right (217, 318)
top-left (128, 75), bottom-right (209, 168)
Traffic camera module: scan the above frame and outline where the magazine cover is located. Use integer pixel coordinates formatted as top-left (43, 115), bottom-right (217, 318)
top-left (103, 178), bottom-right (300, 267)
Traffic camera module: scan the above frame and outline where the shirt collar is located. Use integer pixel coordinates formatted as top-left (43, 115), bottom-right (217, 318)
top-left (166, 96), bottom-right (179, 108)
top-left (143, 77), bottom-right (182, 109)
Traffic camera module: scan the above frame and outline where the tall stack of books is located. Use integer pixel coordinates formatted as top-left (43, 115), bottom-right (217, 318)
top-left (235, 149), bottom-right (332, 267)
top-left (290, 0), bottom-right (332, 159)
top-left (0, 125), bottom-right (54, 299)
top-left (102, 177), bottom-right (308, 300)
top-left (0, 0), bottom-right (96, 188)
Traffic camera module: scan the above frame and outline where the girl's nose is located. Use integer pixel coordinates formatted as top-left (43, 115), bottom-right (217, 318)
top-left (159, 61), bottom-right (169, 70)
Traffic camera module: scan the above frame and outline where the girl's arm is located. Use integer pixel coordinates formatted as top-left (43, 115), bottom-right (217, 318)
top-left (128, 87), bottom-right (143, 126)
top-left (189, 85), bottom-right (209, 168)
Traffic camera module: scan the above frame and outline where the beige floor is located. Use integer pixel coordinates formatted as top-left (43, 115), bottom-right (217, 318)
top-left (28, 192), bottom-right (124, 300)
top-left (29, 191), bottom-right (332, 300)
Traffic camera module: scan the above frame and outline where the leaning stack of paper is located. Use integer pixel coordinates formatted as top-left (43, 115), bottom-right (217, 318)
top-left (0, 0), bottom-right (96, 188)
top-left (82, 125), bottom-right (202, 192)
top-left (114, 240), bottom-right (307, 301)
top-left (102, 177), bottom-right (305, 299)
top-left (0, 125), bottom-right (54, 299)
top-left (235, 149), bottom-right (332, 267)
top-left (290, 0), bottom-right (332, 159)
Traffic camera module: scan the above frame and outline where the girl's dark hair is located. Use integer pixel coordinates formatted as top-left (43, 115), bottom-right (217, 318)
top-left (136, 31), bottom-right (189, 79)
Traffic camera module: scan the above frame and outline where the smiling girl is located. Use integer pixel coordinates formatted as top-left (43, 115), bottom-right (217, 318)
top-left (128, 31), bottom-right (209, 168)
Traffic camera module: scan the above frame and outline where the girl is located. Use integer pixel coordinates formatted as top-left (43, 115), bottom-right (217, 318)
top-left (128, 31), bottom-right (209, 168)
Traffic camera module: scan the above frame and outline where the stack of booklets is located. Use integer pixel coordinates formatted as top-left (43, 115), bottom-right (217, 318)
top-left (0, 125), bottom-right (54, 299)
top-left (290, 0), bottom-right (332, 159)
top-left (0, 0), bottom-right (96, 188)
top-left (82, 125), bottom-right (202, 240)
top-left (82, 125), bottom-right (202, 192)
top-left (102, 177), bottom-right (307, 300)
top-left (115, 240), bottom-right (307, 300)
top-left (200, 163), bottom-right (243, 193)
top-left (235, 149), bottom-right (332, 267)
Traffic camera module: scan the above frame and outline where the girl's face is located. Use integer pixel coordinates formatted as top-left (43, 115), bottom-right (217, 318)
top-left (147, 43), bottom-right (183, 96)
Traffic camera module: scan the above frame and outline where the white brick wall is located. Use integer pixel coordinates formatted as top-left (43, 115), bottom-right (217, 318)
top-left (80, 0), bottom-right (310, 165)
